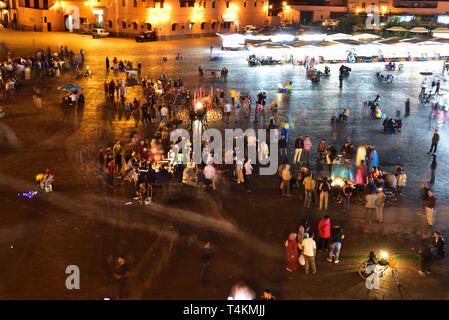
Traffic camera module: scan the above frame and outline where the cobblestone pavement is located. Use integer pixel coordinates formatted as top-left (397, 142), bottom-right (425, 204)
top-left (1, 30), bottom-right (449, 299)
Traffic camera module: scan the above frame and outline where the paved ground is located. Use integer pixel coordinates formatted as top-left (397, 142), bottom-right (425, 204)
top-left (1, 30), bottom-right (449, 300)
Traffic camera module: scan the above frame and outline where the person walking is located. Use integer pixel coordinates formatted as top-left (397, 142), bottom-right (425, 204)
top-left (428, 129), bottom-right (439, 154)
top-left (113, 140), bottom-right (122, 177)
top-left (106, 56), bottom-right (110, 71)
top-left (303, 137), bottom-right (312, 166)
top-left (200, 242), bottom-right (212, 285)
top-left (342, 180), bottom-right (353, 212)
top-left (301, 233), bottom-right (316, 274)
top-left (319, 177), bottom-right (331, 211)
top-left (317, 215), bottom-right (331, 251)
top-left (417, 233), bottom-right (432, 275)
top-left (280, 163), bottom-right (292, 196)
top-left (405, 98), bottom-right (410, 117)
top-left (279, 135), bottom-right (287, 162)
top-left (375, 188), bottom-right (385, 224)
top-left (203, 163), bottom-right (216, 192)
top-left (425, 190), bottom-right (436, 227)
top-left (104, 80), bottom-right (109, 99)
top-left (327, 225), bottom-right (344, 264)
top-left (285, 233), bottom-right (298, 272)
top-left (303, 173), bottom-right (315, 208)
top-left (364, 191), bottom-right (377, 223)
top-left (431, 231), bottom-right (445, 259)
top-left (293, 134), bottom-right (304, 164)
top-left (429, 154), bottom-right (437, 185)
top-left (435, 80), bottom-right (440, 95)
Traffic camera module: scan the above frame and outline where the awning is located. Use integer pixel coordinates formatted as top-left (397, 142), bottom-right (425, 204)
top-left (432, 27), bottom-right (449, 34)
top-left (410, 27), bottom-right (428, 33)
top-left (386, 26), bottom-right (408, 32)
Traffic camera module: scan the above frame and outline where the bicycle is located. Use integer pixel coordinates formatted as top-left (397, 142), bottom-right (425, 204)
top-left (359, 252), bottom-right (400, 285)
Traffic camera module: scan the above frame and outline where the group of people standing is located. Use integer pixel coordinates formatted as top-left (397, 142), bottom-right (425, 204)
top-left (286, 217), bottom-right (345, 274)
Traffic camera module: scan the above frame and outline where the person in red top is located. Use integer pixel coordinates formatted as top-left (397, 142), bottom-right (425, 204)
top-left (318, 215), bottom-right (331, 251)
top-left (106, 160), bottom-right (114, 186)
top-left (285, 233), bottom-right (298, 272)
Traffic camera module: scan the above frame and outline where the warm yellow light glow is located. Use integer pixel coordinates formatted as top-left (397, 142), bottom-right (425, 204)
top-left (224, 3), bottom-right (239, 21)
top-left (84, 1), bottom-right (88, 5)
top-left (192, 3), bottom-right (204, 22)
top-left (147, 5), bottom-right (171, 24)
top-left (282, 1), bottom-right (286, 6)
top-left (269, 4), bottom-right (272, 9)
top-left (50, 1), bottom-right (64, 10)
top-left (355, 8), bottom-right (361, 13)
top-left (381, 5), bottom-right (387, 14)
top-left (380, 251), bottom-right (388, 259)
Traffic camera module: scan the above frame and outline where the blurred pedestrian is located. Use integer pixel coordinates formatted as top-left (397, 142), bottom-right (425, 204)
top-left (431, 231), bottom-right (445, 259)
top-left (280, 163), bottom-right (292, 196)
top-left (301, 233), bottom-right (316, 274)
top-left (417, 233), bottom-right (432, 275)
top-left (303, 173), bottom-right (315, 208)
top-left (113, 257), bottom-right (130, 299)
top-left (317, 215), bottom-right (331, 251)
top-left (425, 190), bottom-right (436, 227)
top-left (429, 154), bottom-right (437, 185)
top-left (364, 191), bottom-right (377, 223)
top-left (318, 177), bottom-right (331, 211)
top-left (106, 56), bottom-right (110, 71)
top-left (375, 188), bottom-right (385, 223)
top-left (405, 98), bottom-right (410, 117)
top-left (244, 159), bottom-right (253, 192)
top-left (327, 225), bottom-right (344, 264)
top-left (200, 242), bottom-right (212, 285)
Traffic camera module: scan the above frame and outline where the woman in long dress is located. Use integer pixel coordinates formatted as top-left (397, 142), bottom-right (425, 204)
top-left (355, 160), bottom-right (367, 185)
top-left (285, 233), bottom-right (298, 272)
top-left (356, 145), bottom-right (367, 167)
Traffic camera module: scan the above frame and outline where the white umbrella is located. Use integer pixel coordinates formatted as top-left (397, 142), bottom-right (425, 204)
top-left (410, 27), bottom-right (428, 33)
top-left (351, 33), bottom-right (380, 41)
top-left (432, 27), bottom-right (449, 33)
top-left (386, 26), bottom-right (408, 32)
top-left (325, 33), bottom-right (352, 41)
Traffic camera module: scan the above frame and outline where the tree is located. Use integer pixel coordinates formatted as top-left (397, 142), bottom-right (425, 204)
top-left (337, 15), bottom-right (364, 34)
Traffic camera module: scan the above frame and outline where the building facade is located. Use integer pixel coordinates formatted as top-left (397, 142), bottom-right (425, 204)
top-left (4, 0), bottom-right (269, 37)
top-left (286, 0), bottom-right (449, 24)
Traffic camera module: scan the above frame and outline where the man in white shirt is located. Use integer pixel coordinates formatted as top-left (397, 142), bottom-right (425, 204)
top-left (301, 233), bottom-right (317, 274)
top-left (203, 164), bottom-right (216, 192)
top-left (397, 170), bottom-right (406, 198)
